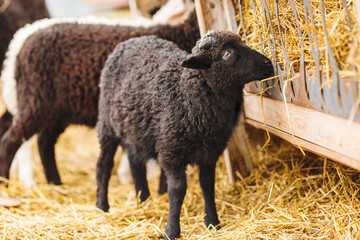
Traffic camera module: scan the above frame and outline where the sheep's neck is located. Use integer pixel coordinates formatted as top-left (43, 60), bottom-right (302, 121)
top-left (180, 70), bottom-right (240, 139)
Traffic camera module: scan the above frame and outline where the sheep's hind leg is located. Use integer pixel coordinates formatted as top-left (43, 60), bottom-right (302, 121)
top-left (0, 122), bottom-right (36, 183)
top-left (96, 135), bottom-right (119, 212)
top-left (128, 151), bottom-right (150, 202)
top-left (162, 165), bottom-right (187, 240)
top-left (199, 162), bottom-right (220, 229)
top-left (158, 168), bottom-right (168, 195)
top-left (37, 121), bottom-right (68, 185)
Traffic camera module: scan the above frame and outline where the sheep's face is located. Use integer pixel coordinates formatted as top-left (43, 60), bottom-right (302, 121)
top-left (182, 30), bottom-right (274, 88)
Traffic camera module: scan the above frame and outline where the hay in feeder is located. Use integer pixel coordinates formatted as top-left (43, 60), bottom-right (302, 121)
top-left (234, 0), bottom-right (360, 82)
top-left (1, 126), bottom-right (360, 239)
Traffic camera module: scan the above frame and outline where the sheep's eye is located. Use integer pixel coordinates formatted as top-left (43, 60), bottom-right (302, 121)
top-left (222, 50), bottom-right (232, 60)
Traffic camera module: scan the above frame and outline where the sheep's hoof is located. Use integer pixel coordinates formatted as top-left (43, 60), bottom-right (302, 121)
top-left (164, 223), bottom-right (180, 240)
top-left (49, 179), bottom-right (62, 185)
top-left (96, 200), bottom-right (109, 212)
top-left (205, 217), bottom-right (220, 230)
top-left (164, 232), bottom-right (180, 240)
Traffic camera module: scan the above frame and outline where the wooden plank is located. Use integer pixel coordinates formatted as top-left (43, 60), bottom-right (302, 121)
top-left (194, 0), bottom-right (237, 35)
top-left (244, 94), bottom-right (360, 169)
top-left (226, 114), bottom-right (254, 177)
top-left (194, 0), bottom-right (253, 182)
top-left (247, 119), bottom-right (360, 170)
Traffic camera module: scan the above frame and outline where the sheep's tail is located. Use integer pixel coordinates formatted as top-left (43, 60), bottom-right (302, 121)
top-left (1, 18), bottom-right (52, 116)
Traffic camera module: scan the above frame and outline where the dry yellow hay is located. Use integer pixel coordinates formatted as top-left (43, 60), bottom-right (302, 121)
top-left (235, 0), bottom-right (360, 82)
top-left (0, 126), bottom-right (359, 239)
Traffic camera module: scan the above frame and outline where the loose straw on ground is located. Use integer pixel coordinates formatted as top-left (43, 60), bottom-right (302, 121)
top-left (0, 125), bottom-right (359, 239)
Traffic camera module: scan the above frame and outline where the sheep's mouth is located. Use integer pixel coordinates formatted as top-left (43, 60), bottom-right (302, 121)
top-left (244, 67), bottom-right (274, 84)
top-left (255, 64), bottom-right (274, 81)
top-left (260, 67), bottom-right (274, 79)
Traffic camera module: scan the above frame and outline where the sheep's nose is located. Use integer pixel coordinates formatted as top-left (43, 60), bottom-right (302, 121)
top-left (264, 59), bottom-right (272, 65)
top-left (263, 59), bottom-right (274, 75)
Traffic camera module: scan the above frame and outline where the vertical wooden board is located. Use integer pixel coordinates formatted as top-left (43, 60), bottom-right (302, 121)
top-left (195, 0), bottom-right (237, 35)
top-left (226, 114), bottom-right (254, 176)
top-left (355, 1), bottom-right (360, 32)
top-left (194, 0), bottom-right (254, 181)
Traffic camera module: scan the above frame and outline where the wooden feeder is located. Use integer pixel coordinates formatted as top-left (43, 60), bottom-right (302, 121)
top-left (195, 0), bottom-right (360, 181)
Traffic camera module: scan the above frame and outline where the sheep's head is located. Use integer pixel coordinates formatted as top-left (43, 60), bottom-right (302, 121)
top-left (181, 30), bottom-right (274, 92)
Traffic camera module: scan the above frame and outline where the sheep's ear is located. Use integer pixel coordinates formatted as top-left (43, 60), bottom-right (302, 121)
top-left (181, 55), bottom-right (211, 69)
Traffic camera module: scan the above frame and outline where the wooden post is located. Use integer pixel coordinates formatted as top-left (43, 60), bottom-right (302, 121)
top-left (194, 0), bottom-right (254, 183)
top-left (194, 0), bottom-right (237, 34)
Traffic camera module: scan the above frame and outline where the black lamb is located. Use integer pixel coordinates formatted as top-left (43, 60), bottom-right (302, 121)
top-left (96, 30), bottom-right (274, 239)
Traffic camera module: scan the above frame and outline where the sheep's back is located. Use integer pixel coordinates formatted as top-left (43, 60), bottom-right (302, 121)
top-left (14, 23), bottom-right (152, 125)
top-left (100, 36), bottom-right (185, 152)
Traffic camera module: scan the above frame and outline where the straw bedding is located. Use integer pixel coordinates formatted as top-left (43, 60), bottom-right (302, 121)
top-left (1, 125), bottom-right (359, 239)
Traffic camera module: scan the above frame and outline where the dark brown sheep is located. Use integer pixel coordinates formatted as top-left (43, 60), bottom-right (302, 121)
top-left (0, 10), bottom-right (200, 186)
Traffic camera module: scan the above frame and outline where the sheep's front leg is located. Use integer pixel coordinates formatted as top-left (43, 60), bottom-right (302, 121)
top-left (96, 137), bottom-right (118, 212)
top-left (199, 163), bottom-right (220, 229)
top-left (164, 169), bottom-right (187, 240)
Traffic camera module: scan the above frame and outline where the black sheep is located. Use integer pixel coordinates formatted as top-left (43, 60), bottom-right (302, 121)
top-left (96, 30), bottom-right (274, 239)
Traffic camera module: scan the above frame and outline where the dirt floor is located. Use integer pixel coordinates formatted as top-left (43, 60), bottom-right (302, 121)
top-left (0, 124), bottom-right (359, 239)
